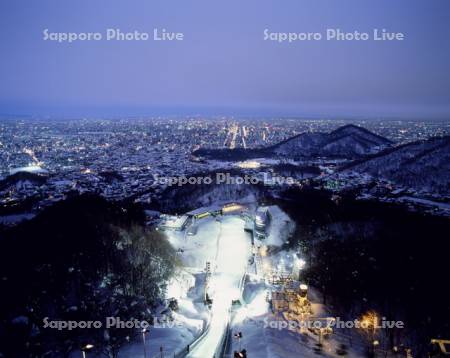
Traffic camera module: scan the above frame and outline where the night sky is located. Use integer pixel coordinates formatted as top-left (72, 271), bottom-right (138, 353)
top-left (1, 0), bottom-right (450, 117)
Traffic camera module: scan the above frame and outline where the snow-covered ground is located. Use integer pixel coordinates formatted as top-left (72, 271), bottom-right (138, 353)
top-left (265, 205), bottom-right (295, 247)
top-left (187, 216), bottom-right (251, 357)
top-left (228, 277), bottom-right (367, 358)
top-left (107, 204), bottom-right (372, 358)
top-left (118, 214), bottom-right (253, 358)
top-left (221, 208), bottom-right (370, 358)
top-left (166, 216), bottom-right (221, 270)
top-left (114, 272), bottom-right (207, 358)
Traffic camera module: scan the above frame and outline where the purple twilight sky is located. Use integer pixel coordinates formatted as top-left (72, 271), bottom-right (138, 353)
top-left (0, 0), bottom-right (450, 118)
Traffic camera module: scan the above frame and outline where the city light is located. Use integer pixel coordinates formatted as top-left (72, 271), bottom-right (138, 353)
top-left (236, 161), bottom-right (261, 169)
top-left (295, 258), bottom-right (306, 270)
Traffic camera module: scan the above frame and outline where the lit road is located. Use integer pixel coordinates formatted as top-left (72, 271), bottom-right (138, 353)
top-left (187, 216), bottom-right (251, 358)
top-left (229, 124), bottom-right (239, 149)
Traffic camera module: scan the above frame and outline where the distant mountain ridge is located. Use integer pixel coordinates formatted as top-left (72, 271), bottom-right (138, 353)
top-left (0, 172), bottom-right (47, 191)
top-left (193, 124), bottom-right (392, 160)
top-left (271, 124), bottom-right (392, 158)
top-left (343, 135), bottom-right (450, 194)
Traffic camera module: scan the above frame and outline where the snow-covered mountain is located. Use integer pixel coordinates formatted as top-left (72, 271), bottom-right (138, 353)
top-left (343, 136), bottom-right (450, 194)
top-left (193, 124), bottom-right (392, 160)
top-left (271, 124), bottom-right (392, 158)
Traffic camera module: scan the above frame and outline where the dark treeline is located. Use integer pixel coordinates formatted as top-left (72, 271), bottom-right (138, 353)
top-left (0, 194), bottom-right (179, 358)
top-left (275, 187), bottom-right (450, 356)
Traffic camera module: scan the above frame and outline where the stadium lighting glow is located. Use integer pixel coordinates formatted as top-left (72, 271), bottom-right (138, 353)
top-left (81, 344), bottom-right (94, 358)
top-left (222, 204), bottom-right (244, 213)
top-left (295, 258), bottom-right (306, 270)
top-left (260, 246), bottom-right (268, 257)
top-left (236, 160), bottom-right (261, 169)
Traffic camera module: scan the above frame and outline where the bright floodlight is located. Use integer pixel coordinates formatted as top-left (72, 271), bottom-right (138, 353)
top-left (295, 257), bottom-right (306, 269)
top-left (236, 160), bottom-right (261, 169)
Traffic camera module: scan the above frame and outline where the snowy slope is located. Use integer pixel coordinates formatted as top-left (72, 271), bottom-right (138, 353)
top-left (193, 125), bottom-right (391, 161)
top-left (187, 216), bottom-right (251, 357)
top-left (344, 136), bottom-right (450, 194)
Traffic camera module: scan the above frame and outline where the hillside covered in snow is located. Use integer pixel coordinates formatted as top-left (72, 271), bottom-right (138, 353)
top-left (193, 124), bottom-right (392, 161)
top-left (343, 136), bottom-right (450, 194)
